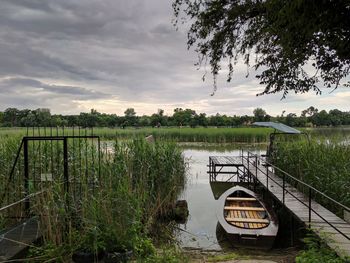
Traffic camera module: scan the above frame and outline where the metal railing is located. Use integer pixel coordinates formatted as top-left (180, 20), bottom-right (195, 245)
top-left (242, 150), bottom-right (350, 241)
top-left (0, 130), bottom-right (102, 235)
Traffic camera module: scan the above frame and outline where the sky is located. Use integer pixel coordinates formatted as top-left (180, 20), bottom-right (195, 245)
top-left (0, 0), bottom-right (349, 117)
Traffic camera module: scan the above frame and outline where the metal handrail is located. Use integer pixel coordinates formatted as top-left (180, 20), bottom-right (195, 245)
top-left (244, 150), bottom-right (350, 241)
top-left (246, 151), bottom-right (350, 213)
top-left (0, 190), bottom-right (45, 213)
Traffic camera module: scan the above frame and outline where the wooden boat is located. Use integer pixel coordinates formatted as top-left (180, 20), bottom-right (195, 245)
top-left (217, 186), bottom-right (278, 249)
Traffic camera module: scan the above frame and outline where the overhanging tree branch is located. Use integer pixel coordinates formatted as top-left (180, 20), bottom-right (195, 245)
top-left (173, 0), bottom-right (350, 97)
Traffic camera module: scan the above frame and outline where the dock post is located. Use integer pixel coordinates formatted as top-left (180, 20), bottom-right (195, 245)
top-left (255, 155), bottom-right (257, 184)
top-left (283, 173), bottom-right (285, 204)
top-left (308, 188), bottom-right (312, 227)
top-left (209, 157), bottom-right (211, 181)
top-left (23, 138), bottom-right (30, 215)
top-left (63, 137), bottom-right (69, 194)
top-left (291, 215), bottom-right (295, 246)
top-left (266, 165), bottom-right (269, 190)
top-left (247, 152), bottom-right (250, 179)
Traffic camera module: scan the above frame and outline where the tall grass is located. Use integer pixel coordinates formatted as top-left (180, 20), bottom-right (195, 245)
top-left (272, 139), bottom-right (350, 213)
top-left (0, 136), bottom-right (186, 261)
top-left (2, 126), bottom-right (350, 143)
top-left (0, 127), bottom-right (272, 143)
top-left (113, 127), bottom-right (271, 143)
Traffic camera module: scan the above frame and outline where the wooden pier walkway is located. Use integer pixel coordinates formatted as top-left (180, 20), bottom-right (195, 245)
top-left (209, 155), bottom-right (350, 258)
top-left (208, 156), bottom-right (246, 182)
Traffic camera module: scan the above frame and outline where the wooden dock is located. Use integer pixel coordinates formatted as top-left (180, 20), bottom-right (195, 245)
top-left (209, 155), bottom-right (350, 258)
top-left (208, 156), bottom-right (246, 182)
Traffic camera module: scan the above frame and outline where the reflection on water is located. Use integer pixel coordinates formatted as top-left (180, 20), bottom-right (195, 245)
top-left (177, 145), bottom-right (264, 250)
top-left (210, 182), bottom-right (235, 200)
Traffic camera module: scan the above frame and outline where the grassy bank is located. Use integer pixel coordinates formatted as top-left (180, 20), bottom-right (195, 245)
top-left (2, 126), bottom-right (350, 144)
top-left (271, 139), bottom-right (350, 262)
top-left (272, 139), bottom-right (350, 214)
top-left (0, 137), bottom-right (187, 262)
top-left (113, 127), bottom-right (271, 143)
top-left (0, 126), bottom-right (272, 143)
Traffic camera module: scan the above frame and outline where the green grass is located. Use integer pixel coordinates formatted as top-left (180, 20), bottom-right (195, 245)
top-left (0, 136), bottom-right (186, 261)
top-left (3, 126), bottom-right (350, 144)
top-left (272, 139), bottom-right (350, 214)
top-left (207, 252), bottom-right (249, 262)
top-left (296, 233), bottom-right (347, 263)
top-left (113, 127), bottom-right (272, 143)
top-left (0, 126), bottom-right (273, 143)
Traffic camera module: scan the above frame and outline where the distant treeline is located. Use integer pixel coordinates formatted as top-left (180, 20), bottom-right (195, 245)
top-left (0, 106), bottom-right (349, 128)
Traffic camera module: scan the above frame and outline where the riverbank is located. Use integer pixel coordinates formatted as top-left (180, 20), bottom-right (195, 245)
top-left (184, 247), bottom-right (299, 262)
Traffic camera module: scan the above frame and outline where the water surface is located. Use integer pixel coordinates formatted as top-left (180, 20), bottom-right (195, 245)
top-left (178, 144), bottom-right (264, 250)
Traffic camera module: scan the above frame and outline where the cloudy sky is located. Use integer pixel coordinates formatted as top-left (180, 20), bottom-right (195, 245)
top-left (0, 0), bottom-right (349, 116)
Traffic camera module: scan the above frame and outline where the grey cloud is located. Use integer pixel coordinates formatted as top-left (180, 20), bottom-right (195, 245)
top-left (1, 0), bottom-right (108, 36)
top-left (0, 0), bottom-right (344, 116)
top-left (0, 37), bottom-right (100, 81)
top-left (0, 0), bottom-right (196, 102)
top-left (0, 0), bottom-right (156, 38)
top-left (0, 77), bottom-right (110, 99)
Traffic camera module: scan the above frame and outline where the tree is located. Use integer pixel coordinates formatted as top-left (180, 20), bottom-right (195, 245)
top-left (253, 108), bottom-right (267, 122)
top-left (33, 108), bottom-right (51, 126)
top-left (196, 113), bottom-right (208, 127)
top-left (301, 106), bottom-right (318, 117)
top-left (285, 113), bottom-right (297, 127)
top-left (3, 108), bottom-right (19, 126)
top-left (0, 111), bottom-right (3, 126)
top-left (173, 0), bottom-right (350, 97)
top-left (313, 110), bottom-right (331, 126)
top-left (172, 108), bottom-right (196, 126)
top-left (329, 109), bottom-right (343, 126)
top-left (124, 108), bottom-right (137, 126)
top-left (150, 109), bottom-right (166, 127)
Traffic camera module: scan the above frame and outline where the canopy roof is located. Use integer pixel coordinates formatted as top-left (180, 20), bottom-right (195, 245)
top-left (253, 122), bottom-right (301, 134)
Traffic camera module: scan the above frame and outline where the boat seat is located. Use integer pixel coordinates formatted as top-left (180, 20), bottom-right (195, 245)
top-left (226, 197), bottom-right (256, 201)
top-left (224, 206), bottom-right (265, 211)
top-left (226, 217), bottom-right (269, 224)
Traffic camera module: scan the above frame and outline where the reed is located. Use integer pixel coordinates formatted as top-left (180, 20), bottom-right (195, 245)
top-left (2, 126), bottom-right (350, 143)
top-left (0, 135), bottom-right (186, 261)
top-left (272, 139), bottom-right (350, 213)
top-left (113, 127), bottom-right (271, 143)
top-left (0, 127), bottom-right (272, 143)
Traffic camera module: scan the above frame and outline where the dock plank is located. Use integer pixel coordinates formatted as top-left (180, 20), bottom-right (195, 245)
top-left (209, 155), bottom-right (350, 258)
top-left (245, 160), bottom-right (350, 258)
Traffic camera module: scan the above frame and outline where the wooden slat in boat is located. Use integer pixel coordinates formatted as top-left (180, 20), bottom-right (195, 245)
top-left (226, 197), bottom-right (256, 201)
top-left (254, 210), bottom-right (261, 228)
top-left (226, 217), bottom-right (270, 224)
top-left (218, 186), bottom-right (279, 249)
top-left (233, 210), bottom-right (244, 227)
top-left (248, 210), bottom-right (258, 228)
top-left (224, 206), bottom-right (265, 211)
top-left (225, 197), bottom-right (268, 228)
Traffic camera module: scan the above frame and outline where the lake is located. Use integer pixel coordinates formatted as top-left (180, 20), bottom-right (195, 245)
top-left (177, 144), bottom-right (265, 250)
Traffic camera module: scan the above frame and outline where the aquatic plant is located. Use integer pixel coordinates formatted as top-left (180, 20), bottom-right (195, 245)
top-left (0, 136), bottom-right (186, 261)
top-left (0, 126), bottom-right (272, 143)
top-left (296, 233), bottom-right (346, 263)
top-left (272, 139), bottom-right (350, 213)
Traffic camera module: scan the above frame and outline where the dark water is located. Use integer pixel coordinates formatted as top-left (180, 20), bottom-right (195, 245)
top-left (177, 145), bottom-right (265, 250)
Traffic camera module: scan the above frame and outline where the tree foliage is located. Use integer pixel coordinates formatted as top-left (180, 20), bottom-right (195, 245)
top-left (253, 107), bottom-right (269, 122)
top-left (1, 107), bottom-right (350, 128)
top-left (173, 0), bottom-right (350, 97)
